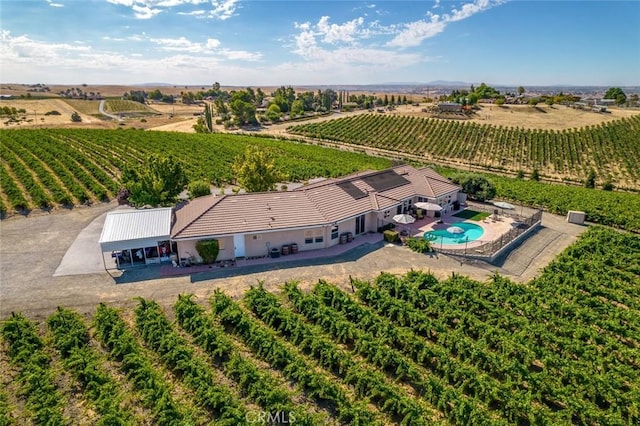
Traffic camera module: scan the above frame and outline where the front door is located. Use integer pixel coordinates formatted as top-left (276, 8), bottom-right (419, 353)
top-left (233, 234), bottom-right (246, 258)
top-left (355, 214), bottom-right (366, 234)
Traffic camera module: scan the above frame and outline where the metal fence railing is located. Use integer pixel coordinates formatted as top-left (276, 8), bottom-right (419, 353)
top-left (434, 206), bottom-right (543, 260)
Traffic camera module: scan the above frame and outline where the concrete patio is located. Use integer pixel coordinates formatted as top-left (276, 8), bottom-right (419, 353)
top-left (159, 232), bottom-right (383, 278)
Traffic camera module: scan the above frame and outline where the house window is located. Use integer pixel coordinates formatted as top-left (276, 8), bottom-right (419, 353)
top-left (315, 236), bottom-right (324, 243)
top-left (305, 238), bottom-right (313, 244)
top-left (383, 210), bottom-right (390, 219)
top-left (331, 225), bottom-right (339, 240)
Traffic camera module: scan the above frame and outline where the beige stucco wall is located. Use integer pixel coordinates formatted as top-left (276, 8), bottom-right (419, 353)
top-left (176, 235), bottom-right (234, 262)
top-left (243, 226), bottom-right (330, 258)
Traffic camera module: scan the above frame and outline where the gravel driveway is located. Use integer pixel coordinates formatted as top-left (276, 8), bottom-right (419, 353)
top-left (0, 202), bottom-right (587, 320)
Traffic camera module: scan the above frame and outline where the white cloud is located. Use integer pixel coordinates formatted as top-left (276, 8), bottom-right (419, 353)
top-left (132, 4), bottom-right (163, 19)
top-left (290, 16), bottom-right (423, 69)
top-left (148, 35), bottom-right (261, 60)
top-left (1, 30), bottom-right (89, 62)
top-left (387, 14), bottom-right (446, 47)
top-left (46, 0), bottom-right (64, 7)
top-left (178, 9), bottom-right (206, 16)
top-left (0, 30), bottom-right (268, 84)
top-left (106, 0), bottom-right (237, 20)
top-left (388, 0), bottom-right (505, 47)
top-left (317, 16), bottom-right (365, 44)
top-left (292, 28), bottom-right (421, 68)
top-left (209, 0), bottom-right (238, 20)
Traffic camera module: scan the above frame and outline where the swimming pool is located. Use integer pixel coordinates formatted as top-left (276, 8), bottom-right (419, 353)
top-left (424, 222), bottom-right (484, 245)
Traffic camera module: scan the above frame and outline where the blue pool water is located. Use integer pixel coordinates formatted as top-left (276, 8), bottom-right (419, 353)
top-left (424, 222), bottom-right (484, 245)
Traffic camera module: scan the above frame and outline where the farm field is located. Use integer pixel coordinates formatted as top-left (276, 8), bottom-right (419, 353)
top-left (2, 128), bottom-right (640, 232)
top-left (1, 226), bottom-right (638, 425)
top-left (388, 103), bottom-right (640, 130)
top-left (62, 99), bottom-right (102, 116)
top-left (0, 128), bottom-right (391, 214)
top-left (287, 113), bottom-right (640, 190)
top-left (103, 99), bottom-right (160, 115)
top-left (0, 99), bottom-right (100, 127)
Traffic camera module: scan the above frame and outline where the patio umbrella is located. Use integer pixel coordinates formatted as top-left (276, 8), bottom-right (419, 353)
top-left (493, 201), bottom-right (515, 210)
top-left (447, 226), bottom-right (465, 234)
top-left (393, 214), bottom-right (416, 225)
top-left (414, 202), bottom-right (442, 211)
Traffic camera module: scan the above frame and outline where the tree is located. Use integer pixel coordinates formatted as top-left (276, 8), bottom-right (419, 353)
top-left (585, 169), bottom-right (596, 189)
top-left (531, 168), bottom-right (540, 181)
top-left (192, 116), bottom-right (208, 133)
top-left (517, 86), bottom-right (525, 96)
top-left (121, 155), bottom-right (187, 206)
top-left (290, 99), bottom-right (304, 116)
top-left (204, 104), bottom-right (213, 132)
top-left (604, 87), bottom-right (626, 105)
top-left (320, 89), bottom-right (337, 111)
top-left (264, 104), bottom-right (281, 122)
top-left (229, 91), bottom-right (257, 126)
top-left (255, 88), bottom-right (265, 106)
top-left (231, 146), bottom-right (286, 192)
top-left (450, 174), bottom-right (496, 202)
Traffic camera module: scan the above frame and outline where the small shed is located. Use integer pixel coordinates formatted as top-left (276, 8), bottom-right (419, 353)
top-left (99, 207), bottom-right (174, 269)
top-left (566, 210), bottom-right (586, 225)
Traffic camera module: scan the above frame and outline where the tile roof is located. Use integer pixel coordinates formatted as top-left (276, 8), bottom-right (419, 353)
top-left (171, 191), bottom-right (329, 239)
top-left (171, 165), bottom-right (460, 239)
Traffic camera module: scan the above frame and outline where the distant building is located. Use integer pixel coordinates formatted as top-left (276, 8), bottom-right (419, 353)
top-left (437, 102), bottom-right (462, 112)
top-left (595, 99), bottom-right (615, 106)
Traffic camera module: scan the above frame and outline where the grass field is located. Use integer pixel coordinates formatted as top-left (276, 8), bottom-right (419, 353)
top-left (62, 99), bottom-right (101, 116)
top-left (452, 209), bottom-right (490, 221)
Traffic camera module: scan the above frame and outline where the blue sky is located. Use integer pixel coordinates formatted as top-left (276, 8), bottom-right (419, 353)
top-left (1, 0), bottom-right (638, 86)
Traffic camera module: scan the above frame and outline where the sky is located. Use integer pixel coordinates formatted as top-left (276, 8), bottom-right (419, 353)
top-left (1, 0), bottom-right (639, 87)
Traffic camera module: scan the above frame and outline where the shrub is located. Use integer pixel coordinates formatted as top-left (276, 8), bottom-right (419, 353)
top-left (71, 112), bottom-right (82, 122)
top-left (188, 180), bottom-right (211, 198)
top-left (383, 230), bottom-right (399, 243)
top-left (195, 239), bottom-right (219, 264)
top-left (405, 237), bottom-right (433, 253)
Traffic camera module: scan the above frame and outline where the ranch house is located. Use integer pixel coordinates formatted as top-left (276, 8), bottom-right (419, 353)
top-left (100, 166), bottom-right (462, 267)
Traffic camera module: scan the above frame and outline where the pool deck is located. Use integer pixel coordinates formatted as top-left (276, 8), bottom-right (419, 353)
top-left (406, 209), bottom-right (520, 251)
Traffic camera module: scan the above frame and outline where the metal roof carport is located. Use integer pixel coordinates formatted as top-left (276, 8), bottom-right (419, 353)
top-left (99, 208), bottom-right (173, 269)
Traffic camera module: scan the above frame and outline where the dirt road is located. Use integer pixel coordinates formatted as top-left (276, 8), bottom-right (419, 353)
top-left (0, 201), bottom-right (586, 321)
